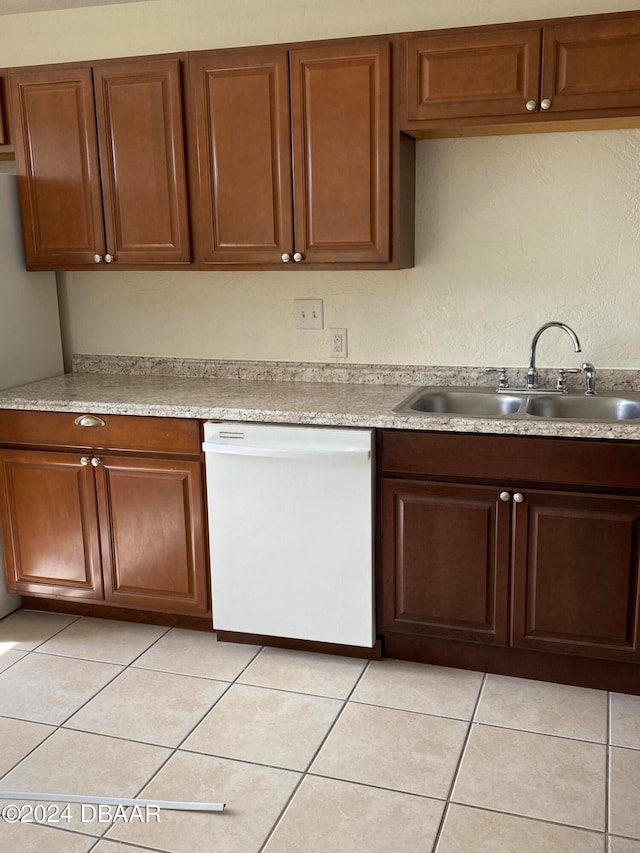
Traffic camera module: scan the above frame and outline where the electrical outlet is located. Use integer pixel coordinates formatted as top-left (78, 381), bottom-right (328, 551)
top-left (294, 299), bottom-right (323, 330)
top-left (330, 328), bottom-right (347, 358)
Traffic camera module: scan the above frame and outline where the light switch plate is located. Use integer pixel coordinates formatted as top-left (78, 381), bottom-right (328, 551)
top-left (294, 299), bottom-right (323, 330)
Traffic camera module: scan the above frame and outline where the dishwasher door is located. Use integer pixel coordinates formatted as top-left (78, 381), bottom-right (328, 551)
top-left (203, 422), bottom-right (374, 647)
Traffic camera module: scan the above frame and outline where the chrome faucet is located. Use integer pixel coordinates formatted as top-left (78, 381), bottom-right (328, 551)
top-left (526, 322), bottom-right (581, 390)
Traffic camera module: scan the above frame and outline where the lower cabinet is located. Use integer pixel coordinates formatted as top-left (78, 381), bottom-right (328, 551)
top-left (381, 479), bottom-right (511, 645)
top-left (380, 430), bottom-right (640, 671)
top-left (0, 413), bottom-right (209, 616)
top-left (511, 489), bottom-right (640, 662)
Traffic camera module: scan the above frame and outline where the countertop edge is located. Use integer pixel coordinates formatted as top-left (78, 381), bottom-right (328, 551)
top-left (1, 395), bottom-right (639, 441)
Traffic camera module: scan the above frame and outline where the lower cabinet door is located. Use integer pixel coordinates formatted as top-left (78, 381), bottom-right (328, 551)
top-left (381, 478), bottom-right (511, 644)
top-left (511, 489), bottom-right (640, 662)
top-left (95, 455), bottom-right (209, 615)
top-left (0, 449), bottom-right (103, 599)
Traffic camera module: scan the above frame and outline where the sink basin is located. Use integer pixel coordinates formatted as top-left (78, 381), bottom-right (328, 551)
top-left (393, 386), bottom-right (640, 422)
top-left (394, 388), bottom-right (524, 417)
top-left (525, 395), bottom-right (640, 421)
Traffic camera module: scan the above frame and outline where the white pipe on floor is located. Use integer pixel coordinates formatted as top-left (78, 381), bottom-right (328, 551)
top-left (0, 791), bottom-right (225, 812)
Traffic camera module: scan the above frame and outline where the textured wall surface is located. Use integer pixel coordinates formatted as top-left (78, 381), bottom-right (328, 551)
top-left (2, 0), bottom-right (640, 368)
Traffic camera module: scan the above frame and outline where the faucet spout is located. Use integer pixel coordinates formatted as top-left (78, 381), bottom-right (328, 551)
top-left (527, 321), bottom-right (581, 390)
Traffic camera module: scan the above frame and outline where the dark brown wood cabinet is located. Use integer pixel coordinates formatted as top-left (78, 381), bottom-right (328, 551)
top-left (381, 478), bottom-right (510, 645)
top-left (9, 57), bottom-right (190, 270)
top-left (401, 12), bottom-right (640, 135)
top-left (511, 489), bottom-right (640, 663)
top-left (379, 430), bottom-right (640, 689)
top-left (0, 411), bottom-right (209, 616)
top-left (189, 37), bottom-right (403, 269)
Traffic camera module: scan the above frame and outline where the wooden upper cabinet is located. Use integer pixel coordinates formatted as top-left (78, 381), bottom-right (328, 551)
top-left (10, 66), bottom-right (106, 267)
top-left (511, 489), bottom-right (640, 663)
top-left (401, 11), bottom-right (640, 133)
top-left (541, 16), bottom-right (640, 114)
top-left (189, 47), bottom-right (293, 265)
top-left (93, 58), bottom-right (191, 265)
top-left (290, 39), bottom-right (391, 264)
top-left (189, 37), bottom-right (395, 268)
top-left (403, 28), bottom-right (541, 122)
top-left (10, 57), bottom-right (191, 270)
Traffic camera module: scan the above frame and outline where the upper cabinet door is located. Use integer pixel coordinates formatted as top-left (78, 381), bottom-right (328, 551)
top-left (93, 58), bottom-right (191, 265)
top-left (403, 27), bottom-right (542, 122)
top-left (189, 47), bottom-right (293, 266)
top-left (290, 39), bottom-right (391, 264)
top-left (541, 16), bottom-right (640, 114)
top-left (9, 66), bottom-right (105, 268)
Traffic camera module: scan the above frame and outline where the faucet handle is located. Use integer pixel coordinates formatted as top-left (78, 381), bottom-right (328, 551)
top-left (555, 367), bottom-right (581, 392)
top-left (484, 367), bottom-right (509, 390)
top-left (581, 362), bottom-right (597, 396)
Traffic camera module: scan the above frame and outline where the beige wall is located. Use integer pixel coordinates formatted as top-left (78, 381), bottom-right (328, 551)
top-left (2, 0), bottom-right (640, 368)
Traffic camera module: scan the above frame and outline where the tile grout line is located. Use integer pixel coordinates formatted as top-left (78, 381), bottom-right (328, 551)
top-left (100, 636), bottom-right (267, 842)
top-left (429, 671), bottom-right (488, 853)
top-left (0, 618), bottom-right (192, 843)
top-left (256, 657), bottom-right (372, 853)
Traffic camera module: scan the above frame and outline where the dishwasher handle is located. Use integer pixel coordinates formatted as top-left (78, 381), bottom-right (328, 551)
top-left (202, 441), bottom-right (370, 461)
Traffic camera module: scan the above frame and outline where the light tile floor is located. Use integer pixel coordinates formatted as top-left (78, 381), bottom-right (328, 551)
top-left (0, 609), bottom-right (638, 853)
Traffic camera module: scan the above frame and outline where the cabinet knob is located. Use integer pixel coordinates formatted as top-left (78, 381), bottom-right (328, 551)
top-left (91, 457), bottom-right (102, 467)
top-left (513, 492), bottom-right (525, 503)
top-left (499, 491), bottom-right (511, 502)
top-left (540, 99), bottom-right (552, 110)
top-left (281, 253), bottom-right (291, 263)
top-left (104, 254), bottom-right (114, 264)
top-left (80, 456), bottom-right (90, 466)
top-left (93, 254), bottom-right (103, 264)
top-left (75, 415), bottom-right (106, 428)
top-left (525, 100), bottom-right (537, 112)
top-left (293, 252), bottom-right (303, 263)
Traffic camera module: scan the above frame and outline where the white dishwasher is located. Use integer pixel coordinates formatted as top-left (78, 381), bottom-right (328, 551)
top-left (203, 422), bottom-right (374, 647)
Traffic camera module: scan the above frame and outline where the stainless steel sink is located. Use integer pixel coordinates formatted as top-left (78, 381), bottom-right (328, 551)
top-left (393, 386), bottom-right (640, 422)
top-left (394, 388), bottom-right (524, 417)
top-left (525, 395), bottom-right (640, 421)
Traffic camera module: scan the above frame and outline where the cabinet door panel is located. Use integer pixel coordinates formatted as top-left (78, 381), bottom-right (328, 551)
top-left (189, 47), bottom-right (293, 265)
top-left (542, 17), bottom-right (640, 113)
top-left (290, 39), bottom-right (390, 263)
top-left (0, 449), bottom-right (103, 599)
top-left (381, 479), bottom-right (510, 644)
top-left (512, 490), bottom-right (640, 661)
top-left (9, 66), bottom-right (105, 267)
top-left (404, 27), bottom-right (541, 122)
top-left (93, 58), bottom-right (191, 264)
top-left (96, 456), bottom-right (208, 615)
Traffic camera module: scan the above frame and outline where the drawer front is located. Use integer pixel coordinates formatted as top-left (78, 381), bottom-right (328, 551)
top-left (380, 429), bottom-right (640, 491)
top-left (0, 409), bottom-right (201, 455)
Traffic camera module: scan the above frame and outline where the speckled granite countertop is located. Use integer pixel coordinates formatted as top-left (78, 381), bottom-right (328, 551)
top-left (1, 358), bottom-right (640, 441)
